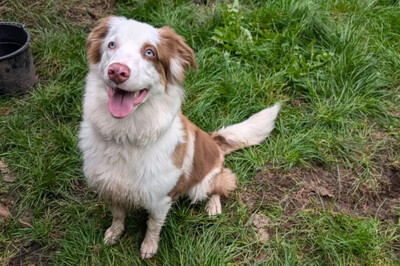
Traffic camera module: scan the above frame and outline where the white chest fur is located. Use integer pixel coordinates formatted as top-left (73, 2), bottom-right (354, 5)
top-left (79, 116), bottom-right (184, 209)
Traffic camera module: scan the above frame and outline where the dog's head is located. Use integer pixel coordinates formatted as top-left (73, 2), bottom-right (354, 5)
top-left (86, 16), bottom-right (197, 118)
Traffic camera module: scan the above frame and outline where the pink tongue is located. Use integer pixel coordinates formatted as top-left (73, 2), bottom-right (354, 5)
top-left (108, 89), bottom-right (135, 118)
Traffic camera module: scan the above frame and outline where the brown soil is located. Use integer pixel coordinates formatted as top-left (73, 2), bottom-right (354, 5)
top-left (239, 163), bottom-right (400, 221)
top-left (63, 0), bottom-right (116, 27)
top-left (7, 241), bottom-right (51, 266)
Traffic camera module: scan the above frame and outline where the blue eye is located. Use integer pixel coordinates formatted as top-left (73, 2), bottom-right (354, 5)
top-left (145, 49), bottom-right (154, 57)
top-left (108, 41), bottom-right (116, 49)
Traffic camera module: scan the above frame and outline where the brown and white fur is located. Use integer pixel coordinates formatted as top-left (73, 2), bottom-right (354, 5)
top-left (79, 16), bottom-right (280, 259)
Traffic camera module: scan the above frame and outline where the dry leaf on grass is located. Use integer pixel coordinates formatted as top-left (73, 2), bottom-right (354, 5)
top-left (257, 228), bottom-right (270, 243)
top-left (0, 159), bottom-right (16, 182)
top-left (313, 185), bottom-right (334, 198)
top-left (0, 203), bottom-right (11, 221)
top-left (246, 213), bottom-right (271, 243)
top-left (252, 213), bottom-right (270, 229)
top-left (18, 210), bottom-right (33, 227)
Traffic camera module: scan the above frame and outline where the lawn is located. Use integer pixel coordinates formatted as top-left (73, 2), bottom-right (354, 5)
top-left (0, 0), bottom-right (399, 265)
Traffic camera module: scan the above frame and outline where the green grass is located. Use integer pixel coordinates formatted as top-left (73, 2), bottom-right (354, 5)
top-left (1, 0), bottom-right (399, 265)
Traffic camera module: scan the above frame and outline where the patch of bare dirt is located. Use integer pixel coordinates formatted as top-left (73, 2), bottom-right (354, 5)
top-left (7, 241), bottom-right (51, 266)
top-left (239, 128), bottom-right (400, 221)
top-left (62, 0), bottom-right (116, 27)
top-left (239, 162), bottom-right (400, 221)
top-left (385, 167), bottom-right (400, 194)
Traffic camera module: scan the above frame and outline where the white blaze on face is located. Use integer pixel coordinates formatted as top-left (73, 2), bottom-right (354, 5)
top-left (99, 17), bottom-right (161, 118)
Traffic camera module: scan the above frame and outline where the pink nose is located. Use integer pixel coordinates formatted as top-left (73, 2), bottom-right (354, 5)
top-left (108, 63), bottom-right (130, 84)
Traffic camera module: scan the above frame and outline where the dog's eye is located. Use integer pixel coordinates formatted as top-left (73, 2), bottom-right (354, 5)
top-left (145, 49), bottom-right (154, 57)
top-left (108, 41), bottom-right (116, 49)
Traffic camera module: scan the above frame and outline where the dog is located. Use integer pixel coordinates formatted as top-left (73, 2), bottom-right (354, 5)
top-left (79, 16), bottom-right (280, 259)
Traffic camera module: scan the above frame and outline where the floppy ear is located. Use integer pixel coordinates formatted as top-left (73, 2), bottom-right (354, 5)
top-left (157, 26), bottom-right (197, 84)
top-left (86, 17), bottom-right (111, 64)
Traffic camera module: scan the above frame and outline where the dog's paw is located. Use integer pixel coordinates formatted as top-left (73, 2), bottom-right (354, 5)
top-left (104, 226), bottom-right (123, 246)
top-left (206, 195), bottom-right (222, 216)
top-left (140, 238), bottom-right (158, 259)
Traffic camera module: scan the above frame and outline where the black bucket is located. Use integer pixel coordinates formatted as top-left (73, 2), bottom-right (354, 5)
top-left (0, 22), bottom-right (36, 94)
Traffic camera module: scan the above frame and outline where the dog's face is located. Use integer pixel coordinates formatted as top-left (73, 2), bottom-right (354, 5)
top-left (86, 17), bottom-right (196, 118)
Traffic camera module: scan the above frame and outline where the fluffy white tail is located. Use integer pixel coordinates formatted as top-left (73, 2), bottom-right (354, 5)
top-left (211, 104), bottom-right (280, 154)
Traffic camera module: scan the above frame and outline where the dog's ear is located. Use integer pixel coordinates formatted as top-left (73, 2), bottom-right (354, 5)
top-left (86, 17), bottom-right (111, 64)
top-left (158, 26), bottom-right (197, 84)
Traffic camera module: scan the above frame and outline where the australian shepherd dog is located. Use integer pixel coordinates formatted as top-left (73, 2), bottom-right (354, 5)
top-left (79, 16), bottom-right (280, 259)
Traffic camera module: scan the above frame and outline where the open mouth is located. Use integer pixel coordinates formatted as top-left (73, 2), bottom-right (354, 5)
top-left (107, 87), bottom-right (149, 118)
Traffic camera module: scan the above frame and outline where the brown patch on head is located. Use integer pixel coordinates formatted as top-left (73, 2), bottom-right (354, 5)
top-left (86, 16), bottom-right (111, 64)
top-left (140, 42), bottom-right (168, 86)
top-left (157, 26), bottom-right (197, 84)
top-left (169, 114), bottom-right (223, 199)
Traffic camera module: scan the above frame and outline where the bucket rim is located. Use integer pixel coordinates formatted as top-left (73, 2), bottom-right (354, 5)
top-left (0, 22), bottom-right (31, 61)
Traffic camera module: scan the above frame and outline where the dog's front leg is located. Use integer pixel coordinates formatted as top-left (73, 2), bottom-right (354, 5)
top-left (140, 197), bottom-right (172, 259)
top-left (104, 204), bottom-right (126, 245)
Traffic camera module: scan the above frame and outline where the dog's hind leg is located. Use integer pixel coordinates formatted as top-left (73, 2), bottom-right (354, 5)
top-left (104, 204), bottom-right (126, 245)
top-left (206, 194), bottom-right (222, 215)
top-left (206, 168), bottom-right (237, 216)
top-left (140, 196), bottom-right (172, 259)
